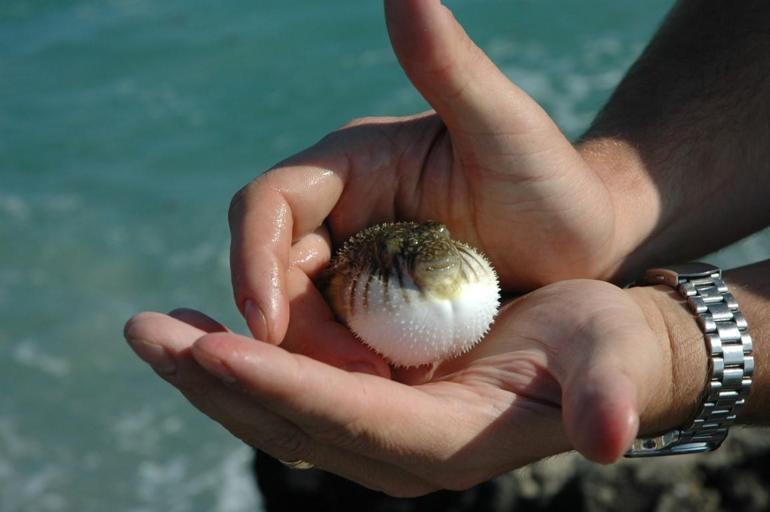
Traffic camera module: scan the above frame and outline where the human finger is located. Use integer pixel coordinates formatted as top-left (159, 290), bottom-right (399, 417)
top-left (191, 332), bottom-right (442, 455)
top-left (168, 308), bottom-right (230, 333)
top-left (160, 355), bottom-right (435, 496)
top-left (124, 312), bottom-right (306, 451)
top-left (228, 145), bottom-right (348, 344)
top-left (124, 311), bottom-right (207, 372)
top-left (385, 0), bottom-right (565, 146)
top-left (123, 311), bottom-right (242, 420)
top-left (123, 313), bottom-right (407, 491)
top-left (541, 283), bottom-right (669, 463)
top-left (289, 225), bottom-right (333, 278)
top-left (191, 332), bottom-right (563, 487)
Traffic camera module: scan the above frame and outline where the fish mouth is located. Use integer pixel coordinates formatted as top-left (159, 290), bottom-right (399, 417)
top-left (418, 258), bottom-right (456, 272)
top-left (411, 254), bottom-right (463, 293)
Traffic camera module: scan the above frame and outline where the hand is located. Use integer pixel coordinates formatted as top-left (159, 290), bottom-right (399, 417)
top-left (124, 280), bottom-right (704, 496)
top-left (230, 0), bottom-right (657, 345)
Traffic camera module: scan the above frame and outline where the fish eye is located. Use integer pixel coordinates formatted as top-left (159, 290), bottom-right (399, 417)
top-left (424, 221), bottom-right (449, 237)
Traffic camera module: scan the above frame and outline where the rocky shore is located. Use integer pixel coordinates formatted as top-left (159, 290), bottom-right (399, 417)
top-left (255, 427), bottom-right (770, 511)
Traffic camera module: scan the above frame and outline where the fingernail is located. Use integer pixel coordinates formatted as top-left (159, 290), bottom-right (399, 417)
top-left (343, 361), bottom-right (381, 376)
top-left (126, 338), bottom-right (177, 375)
top-left (244, 299), bottom-right (269, 342)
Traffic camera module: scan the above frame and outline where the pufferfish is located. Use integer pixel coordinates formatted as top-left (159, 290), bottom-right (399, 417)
top-left (321, 221), bottom-right (500, 367)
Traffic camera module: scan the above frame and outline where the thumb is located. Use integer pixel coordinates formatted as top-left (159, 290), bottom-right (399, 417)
top-left (560, 353), bottom-right (644, 463)
top-left (385, 0), bottom-right (558, 140)
top-left (558, 321), bottom-right (668, 463)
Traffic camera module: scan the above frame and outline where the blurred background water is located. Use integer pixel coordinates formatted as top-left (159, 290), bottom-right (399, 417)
top-left (2, 1), bottom-right (768, 511)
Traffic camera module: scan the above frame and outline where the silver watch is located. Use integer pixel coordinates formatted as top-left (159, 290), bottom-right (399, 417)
top-left (625, 262), bottom-right (754, 457)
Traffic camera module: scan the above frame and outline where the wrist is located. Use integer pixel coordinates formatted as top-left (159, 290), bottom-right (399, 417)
top-left (576, 138), bottom-right (664, 283)
top-left (625, 284), bottom-right (707, 436)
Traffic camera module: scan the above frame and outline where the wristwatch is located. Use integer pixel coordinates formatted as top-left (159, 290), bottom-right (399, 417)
top-left (625, 262), bottom-right (754, 457)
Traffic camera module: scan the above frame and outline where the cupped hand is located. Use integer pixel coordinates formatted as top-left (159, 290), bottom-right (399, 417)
top-left (124, 280), bottom-right (700, 497)
top-left (230, 0), bottom-right (654, 345)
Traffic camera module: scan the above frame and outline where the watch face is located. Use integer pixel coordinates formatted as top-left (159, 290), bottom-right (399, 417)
top-left (644, 262), bottom-right (720, 286)
top-left (667, 262), bottom-right (720, 277)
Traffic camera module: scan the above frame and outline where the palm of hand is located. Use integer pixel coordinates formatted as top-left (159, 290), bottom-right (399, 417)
top-left (125, 280), bottom-right (662, 495)
top-left (228, 2), bottom-right (623, 342)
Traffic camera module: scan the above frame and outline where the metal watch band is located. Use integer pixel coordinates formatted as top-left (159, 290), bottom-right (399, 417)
top-left (625, 262), bottom-right (754, 457)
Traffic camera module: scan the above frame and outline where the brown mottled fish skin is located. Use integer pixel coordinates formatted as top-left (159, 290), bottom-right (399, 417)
top-left (321, 220), bottom-right (487, 322)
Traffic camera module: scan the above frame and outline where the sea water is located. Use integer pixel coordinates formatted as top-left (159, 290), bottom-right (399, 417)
top-left (2, 1), bottom-right (767, 510)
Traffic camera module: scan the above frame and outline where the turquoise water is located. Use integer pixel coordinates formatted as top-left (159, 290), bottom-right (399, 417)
top-left (2, 1), bottom-right (768, 510)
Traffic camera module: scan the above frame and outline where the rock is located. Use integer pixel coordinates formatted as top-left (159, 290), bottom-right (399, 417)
top-left (253, 427), bottom-right (770, 511)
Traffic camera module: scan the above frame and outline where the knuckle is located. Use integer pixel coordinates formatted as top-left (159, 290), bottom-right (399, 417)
top-left (228, 175), bottom-right (272, 228)
top-left (339, 116), bottom-right (376, 130)
top-left (227, 184), bottom-right (250, 227)
top-left (333, 115), bottom-right (399, 137)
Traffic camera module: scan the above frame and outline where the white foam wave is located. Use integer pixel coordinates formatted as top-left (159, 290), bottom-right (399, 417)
top-left (0, 192), bottom-right (83, 222)
top-left (112, 407), bottom-right (184, 454)
top-left (12, 340), bottom-right (71, 378)
top-left (215, 446), bottom-right (262, 512)
top-left (0, 194), bottom-right (29, 220)
top-left (131, 445), bottom-right (260, 512)
top-left (0, 418), bottom-right (69, 512)
top-left (485, 35), bottom-right (641, 137)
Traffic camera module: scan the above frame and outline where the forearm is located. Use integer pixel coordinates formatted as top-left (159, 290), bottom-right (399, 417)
top-left (578, 0), bottom-right (770, 281)
top-left (629, 259), bottom-right (770, 434)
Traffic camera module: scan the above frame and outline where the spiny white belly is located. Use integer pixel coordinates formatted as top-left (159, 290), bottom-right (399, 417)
top-left (344, 266), bottom-right (500, 367)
